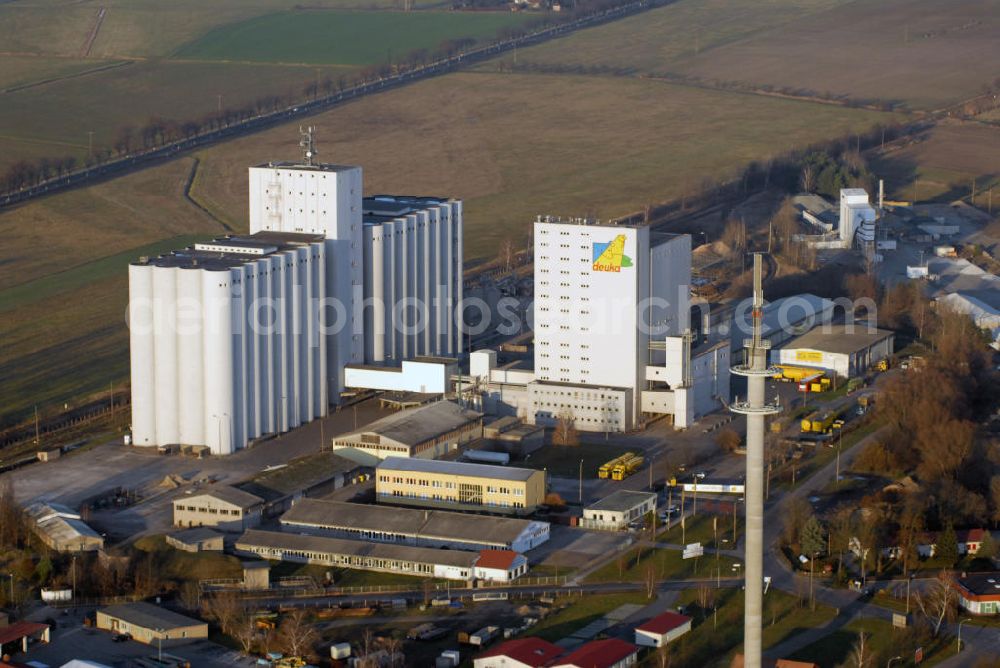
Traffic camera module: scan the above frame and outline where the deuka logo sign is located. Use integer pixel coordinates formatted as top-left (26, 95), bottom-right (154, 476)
top-left (592, 234), bottom-right (633, 272)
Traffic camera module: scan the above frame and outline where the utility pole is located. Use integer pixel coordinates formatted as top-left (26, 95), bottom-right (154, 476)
top-left (71, 556), bottom-right (76, 596)
top-left (217, 94), bottom-right (223, 114)
top-left (578, 459), bottom-right (583, 504)
top-left (34, 406), bottom-right (40, 445)
top-left (320, 419), bottom-right (325, 451)
top-left (87, 131), bottom-right (94, 159)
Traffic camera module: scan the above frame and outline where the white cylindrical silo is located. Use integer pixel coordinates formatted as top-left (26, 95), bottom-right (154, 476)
top-left (152, 265), bottom-right (179, 446)
top-left (314, 242), bottom-right (328, 415)
top-left (302, 246), bottom-right (316, 423)
top-left (368, 228), bottom-right (386, 363)
top-left (452, 200), bottom-right (464, 356)
top-left (128, 263), bottom-right (157, 446)
top-left (202, 269), bottom-right (234, 455)
top-left (176, 267), bottom-right (204, 446)
top-left (231, 265), bottom-right (249, 452)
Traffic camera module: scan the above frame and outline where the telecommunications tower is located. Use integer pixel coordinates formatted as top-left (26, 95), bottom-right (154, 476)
top-left (729, 253), bottom-right (781, 668)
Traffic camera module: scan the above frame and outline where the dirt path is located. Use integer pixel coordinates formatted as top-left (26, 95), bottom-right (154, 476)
top-left (80, 7), bottom-right (107, 58)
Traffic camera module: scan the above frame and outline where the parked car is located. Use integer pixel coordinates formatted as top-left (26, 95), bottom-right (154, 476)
top-left (111, 632), bottom-right (132, 643)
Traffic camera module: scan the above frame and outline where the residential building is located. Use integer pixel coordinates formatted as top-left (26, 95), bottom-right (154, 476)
top-left (375, 456), bottom-right (546, 515)
top-left (128, 232), bottom-right (328, 454)
top-left (361, 195), bottom-right (463, 364)
top-left (952, 572), bottom-right (1000, 615)
top-left (96, 602), bottom-right (208, 645)
top-left (171, 486), bottom-right (265, 532)
top-left (634, 611), bottom-right (692, 647)
top-left (279, 498), bottom-right (550, 552)
top-left (164, 527), bottom-right (224, 553)
top-left (332, 400), bottom-right (483, 461)
top-left (474, 638), bottom-right (564, 668)
top-left (530, 218), bottom-right (691, 431)
top-left (581, 490), bottom-right (657, 531)
top-left (236, 529), bottom-right (527, 582)
top-left (770, 325), bottom-right (894, 378)
top-left (550, 639), bottom-right (639, 668)
top-left (25, 502), bottom-right (103, 553)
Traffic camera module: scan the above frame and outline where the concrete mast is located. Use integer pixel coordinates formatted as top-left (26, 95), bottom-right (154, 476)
top-left (730, 253), bottom-right (780, 668)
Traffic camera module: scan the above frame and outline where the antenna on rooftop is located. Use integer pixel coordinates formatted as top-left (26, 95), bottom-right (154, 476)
top-left (299, 126), bottom-right (317, 166)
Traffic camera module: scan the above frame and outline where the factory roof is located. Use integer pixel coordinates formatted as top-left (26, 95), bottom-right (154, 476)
top-left (732, 294), bottom-right (834, 345)
top-left (586, 490), bottom-right (657, 513)
top-left (179, 485), bottom-right (264, 510)
top-left (239, 452), bottom-right (364, 501)
top-left (926, 258), bottom-right (1000, 296)
top-left (132, 232), bottom-right (325, 271)
top-left (237, 529), bottom-right (480, 568)
top-left (362, 195), bottom-right (451, 223)
top-left (26, 502), bottom-right (102, 546)
top-left (341, 400), bottom-right (481, 448)
top-left (280, 498), bottom-right (539, 545)
top-left (253, 161), bottom-right (359, 173)
top-left (378, 456), bottom-right (538, 482)
top-left (100, 601), bottom-right (206, 631)
top-left (781, 325), bottom-right (894, 355)
top-left (167, 527), bottom-right (222, 545)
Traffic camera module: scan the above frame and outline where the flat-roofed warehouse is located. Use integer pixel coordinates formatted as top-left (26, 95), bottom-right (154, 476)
top-left (237, 529), bottom-right (528, 581)
top-left (770, 325), bottom-right (894, 378)
top-left (332, 400), bottom-right (483, 461)
top-left (280, 498), bottom-right (550, 552)
top-left (376, 456), bottom-right (546, 515)
top-left (96, 601), bottom-right (208, 645)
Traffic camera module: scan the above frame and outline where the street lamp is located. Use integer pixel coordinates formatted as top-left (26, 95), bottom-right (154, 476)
top-left (578, 459), bottom-right (584, 504)
top-left (156, 627), bottom-right (164, 661)
top-left (958, 618), bottom-right (970, 653)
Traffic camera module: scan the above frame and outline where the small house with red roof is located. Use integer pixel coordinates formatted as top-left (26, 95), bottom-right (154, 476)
top-left (550, 638), bottom-right (639, 668)
top-left (957, 529), bottom-right (987, 555)
top-left (474, 549), bottom-right (528, 582)
top-left (634, 610), bottom-right (692, 647)
top-left (474, 637), bottom-right (565, 668)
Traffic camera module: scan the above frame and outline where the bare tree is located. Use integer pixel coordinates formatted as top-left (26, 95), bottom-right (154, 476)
top-left (552, 410), bottom-right (579, 446)
top-left (278, 609), bottom-right (319, 658)
top-left (204, 591), bottom-right (241, 637)
top-left (656, 645), bottom-right (671, 668)
top-left (231, 605), bottom-right (258, 653)
top-left (800, 164), bottom-right (816, 192)
top-left (179, 581), bottom-right (202, 613)
top-left (498, 237), bottom-right (515, 273)
top-left (913, 571), bottom-right (957, 637)
top-left (644, 563), bottom-right (658, 599)
top-left (851, 631), bottom-right (870, 668)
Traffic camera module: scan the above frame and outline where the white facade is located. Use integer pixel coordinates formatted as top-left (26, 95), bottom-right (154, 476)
top-left (129, 233), bottom-right (327, 454)
top-left (362, 196), bottom-right (463, 364)
top-left (344, 358), bottom-right (456, 394)
top-left (249, 163), bottom-right (364, 400)
top-left (528, 383), bottom-right (630, 432)
top-left (531, 219), bottom-right (690, 431)
top-left (839, 188), bottom-right (876, 245)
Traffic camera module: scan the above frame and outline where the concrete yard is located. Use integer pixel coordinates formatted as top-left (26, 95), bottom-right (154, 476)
top-left (6, 398), bottom-right (395, 541)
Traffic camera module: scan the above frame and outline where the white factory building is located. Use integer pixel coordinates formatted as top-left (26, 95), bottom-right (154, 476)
top-left (839, 188), bottom-right (876, 246)
top-left (128, 233), bottom-right (328, 454)
top-left (771, 325), bottom-right (894, 378)
top-left (248, 159), bottom-right (364, 400)
top-left (467, 218), bottom-right (728, 431)
top-left (362, 196), bottom-right (463, 364)
top-left (130, 141), bottom-right (464, 453)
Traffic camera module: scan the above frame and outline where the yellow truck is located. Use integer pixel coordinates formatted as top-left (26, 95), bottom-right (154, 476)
top-left (598, 453), bottom-right (633, 479)
top-left (773, 364), bottom-right (825, 383)
top-left (800, 411), bottom-right (839, 434)
top-left (611, 453), bottom-right (644, 481)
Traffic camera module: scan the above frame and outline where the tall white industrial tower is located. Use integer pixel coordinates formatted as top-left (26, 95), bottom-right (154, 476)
top-left (729, 254), bottom-right (780, 668)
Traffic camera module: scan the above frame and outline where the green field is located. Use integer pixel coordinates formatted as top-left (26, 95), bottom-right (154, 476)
top-left (584, 546), bottom-right (741, 583)
top-left (526, 592), bottom-right (651, 642)
top-left (176, 10), bottom-right (531, 65)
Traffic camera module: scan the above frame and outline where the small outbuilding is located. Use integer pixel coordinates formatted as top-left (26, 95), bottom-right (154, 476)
top-left (96, 601), bottom-right (208, 645)
top-left (164, 527), bottom-right (223, 553)
top-left (580, 490), bottom-right (657, 531)
top-left (172, 485), bottom-right (265, 531)
top-left (474, 550), bottom-right (528, 583)
top-left (474, 637), bottom-right (564, 668)
top-left (634, 611), bottom-right (691, 647)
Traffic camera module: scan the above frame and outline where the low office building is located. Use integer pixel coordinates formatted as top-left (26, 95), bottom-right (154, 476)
top-left (551, 639), bottom-right (639, 668)
top-left (580, 490), bottom-right (657, 531)
top-left (474, 638), bottom-right (564, 668)
top-left (474, 549), bottom-right (528, 582)
top-left (171, 486), bottom-right (265, 532)
top-left (376, 456), bottom-right (546, 515)
top-left (634, 611), bottom-right (692, 647)
top-left (165, 527), bottom-right (224, 553)
top-left (25, 502), bottom-right (103, 553)
top-left (236, 529), bottom-right (527, 582)
top-left (770, 325), bottom-right (894, 378)
top-left (279, 498), bottom-right (550, 552)
top-left (953, 572), bottom-right (1000, 615)
top-left (96, 602), bottom-right (208, 645)
top-left (332, 400), bottom-right (483, 461)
